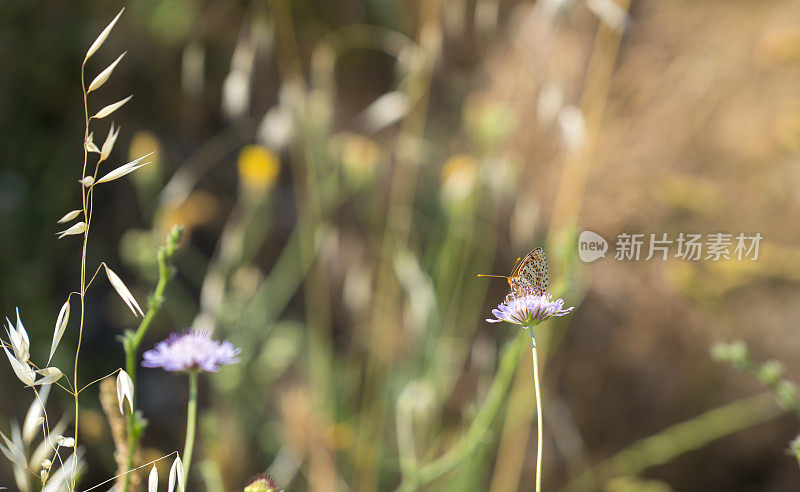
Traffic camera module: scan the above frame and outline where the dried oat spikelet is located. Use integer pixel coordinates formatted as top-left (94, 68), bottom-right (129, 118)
top-left (84, 8), bottom-right (124, 63)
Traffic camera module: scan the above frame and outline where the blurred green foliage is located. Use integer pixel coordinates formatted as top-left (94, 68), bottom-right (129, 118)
top-left (4, 0), bottom-right (800, 491)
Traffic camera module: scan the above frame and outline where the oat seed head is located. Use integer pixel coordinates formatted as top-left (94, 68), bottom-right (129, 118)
top-left (84, 8), bottom-right (125, 63)
top-left (87, 52), bottom-right (126, 93)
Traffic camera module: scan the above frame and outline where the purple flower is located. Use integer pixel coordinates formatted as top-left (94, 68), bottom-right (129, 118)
top-left (142, 330), bottom-right (240, 372)
top-left (487, 288), bottom-right (574, 328)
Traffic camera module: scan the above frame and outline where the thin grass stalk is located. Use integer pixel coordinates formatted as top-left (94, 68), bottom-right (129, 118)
top-left (561, 392), bottom-right (782, 491)
top-left (355, 4), bottom-right (441, 487)
top-left (122, 228), bottom-right (182, 492)
top-left (529, 329), bottom-right (543, 492)
top-left (71, 55), bottom-right (91, 492)
top-left (270, 0), bottom-right (338, 483)
top-left (547, 0), bottom-right (631, 241)
top-left (410, 330), bottom-right (527, 485)
top-left (488, 344), bottom-right (539, 492)
top-left (292, 114), bottom-right (338, 489)
top-left (182, 370), bottom-right (198, 486)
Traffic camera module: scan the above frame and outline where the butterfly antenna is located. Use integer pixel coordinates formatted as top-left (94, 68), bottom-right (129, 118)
top-left (476, 273), bottom-right (510, 279)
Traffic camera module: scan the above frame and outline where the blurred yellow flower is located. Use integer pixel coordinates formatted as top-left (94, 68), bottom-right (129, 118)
top-left (129, 130), bottom-right (161, 164)
top-left (440, 154), bottom-right (478, 207)
top-left (238, 144), bottom-right (280, 191)
top-left (128, 130), bottom-right (161, 186)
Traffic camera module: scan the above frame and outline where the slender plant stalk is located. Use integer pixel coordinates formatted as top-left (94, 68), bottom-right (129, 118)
top-left (356, 5), bottom-right (439, 485)
top-left (561, 391), bottom-right (781, 491)
top-left (122, 226), bottom-right (182, 492)
top-left (71, 56), bottom-right (91, 492)
top-left (529, 329), bottom-right (543, 492)
top-left (182, 370), bottom-right (199, 486)
top-left (270, 1), bottom-right (338, 484)
top-left (412, 331), bottom-right (527, 484)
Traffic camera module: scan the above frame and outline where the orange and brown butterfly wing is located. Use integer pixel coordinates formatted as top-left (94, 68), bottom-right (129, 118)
top-left (507, 252), bottom-right (528, 293)
top-left (508, 247), bottom-right (548, 295)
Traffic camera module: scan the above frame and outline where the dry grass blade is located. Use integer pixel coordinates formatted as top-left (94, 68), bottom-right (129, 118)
top-left (56, 210), bottom-right (82, 224)
top-left (96, 153), bottom-right (152, 184)
top-left (0, 428), bottom-right (26, 467)
top-left (22, 385), bottom-right (50, 445)
top-left (29, 418), bottom-right (67, 473)
top-left (5, 309), bottom-right (30, 363)
top-left (100, 123), bottom-right (120, 162)
top-left (58, 436), bottom-right (75, 448)
top-left (56, 221), bottom-right (87, 239)
top-left (87, 52), bottom-right (126, 93)
top-left (168, 456), bottom-right (184, 492)
top-left (85, 132), bottom-right (100, 154)
top-left (104, 265), bottom-right (144, 316)
top-left (116, 370), bottom-right (134, 414)
top-left (48, 300), bottom-right (70, 364)
top-left (3, 343), bottom-right (35, 386)
top-left (92, 95), bottom-right (132, 120)
top-left (148, 465), bottom-right (158, 492)
top-left (84, 8), bottom-right (125, 63)
top-left (34, 367), bottom-right (63, 386)
top-left (41, 451), bottom-right (83, 492)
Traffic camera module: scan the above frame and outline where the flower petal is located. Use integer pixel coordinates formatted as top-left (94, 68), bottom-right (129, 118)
top-left (486, 292), bottom-right (574, 327)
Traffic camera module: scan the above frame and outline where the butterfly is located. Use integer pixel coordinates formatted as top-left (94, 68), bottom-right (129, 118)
top-left (478, 247), bottom-right (549, 296)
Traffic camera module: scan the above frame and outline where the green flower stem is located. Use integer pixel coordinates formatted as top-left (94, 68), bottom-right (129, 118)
top-left (562, 391), bottom-right (781, 491)
top-left (529, 329), bottom-right (543, 492)
top-left (183, 369), bottom-right (199, 486)
top-left (415, 331), bottom-right (527, 483)
top-left (122, 226), bottom-right (182, 492)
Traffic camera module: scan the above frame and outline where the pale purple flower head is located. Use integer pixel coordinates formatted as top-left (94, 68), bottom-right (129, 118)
top-left (487, 288), bottom-right (574, 328)
top-left (142, 330), bottom-right (240, 372)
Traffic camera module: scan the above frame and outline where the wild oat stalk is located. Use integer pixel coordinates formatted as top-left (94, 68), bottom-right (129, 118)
top-left (69, 8), bottom-right (156, 490)
top-left (1, 8), bottom-right (160, 491)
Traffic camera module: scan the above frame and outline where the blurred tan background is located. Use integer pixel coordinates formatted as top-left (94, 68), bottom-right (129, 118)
top-left (2, 0), bottom-right (800, 490)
